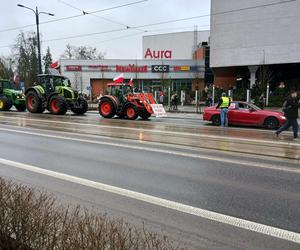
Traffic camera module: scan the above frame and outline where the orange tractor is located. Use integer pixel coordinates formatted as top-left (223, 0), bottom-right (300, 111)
top-left (98, 83), bottom-right (158, 120)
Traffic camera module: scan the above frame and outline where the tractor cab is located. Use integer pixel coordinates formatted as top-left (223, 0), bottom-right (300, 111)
top-left (0, 79), bottom-right (21, 92)
top-left (37, 74), bottom-right (71, 96)
top-left (106, 83), bottom-right (133, 104)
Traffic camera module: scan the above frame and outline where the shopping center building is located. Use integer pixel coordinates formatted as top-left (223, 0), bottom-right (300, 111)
top-left (60, 30), bottom-right (210, 99)
top-left (210, 0), bottom-right (300, 91)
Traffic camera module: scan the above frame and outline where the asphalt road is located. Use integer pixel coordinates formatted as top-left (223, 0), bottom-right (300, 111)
top-left (0, 111), bottom-right (299, 249)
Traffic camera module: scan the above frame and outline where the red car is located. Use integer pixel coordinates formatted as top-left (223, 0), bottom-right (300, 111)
top-left (203, 101), bottom-right (286, 129)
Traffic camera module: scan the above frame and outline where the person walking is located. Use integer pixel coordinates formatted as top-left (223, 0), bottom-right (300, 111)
top-left (216, 92), bottom-right (231, 127)
top-left (275, 90), bottom-right (300, 140)
top-left (258, 93), bottom-right (266, 109)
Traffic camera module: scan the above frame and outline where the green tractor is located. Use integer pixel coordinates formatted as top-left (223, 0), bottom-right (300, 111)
top-left (25, 74), bottom-right (88, 115)
top-left (0, 79), bottom-right (26, 111)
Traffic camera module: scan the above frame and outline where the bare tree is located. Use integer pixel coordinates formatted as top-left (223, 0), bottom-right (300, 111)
top-left (61, 44), bottom-right (105, 60)
top-left (0, 57), bottom-right (14, 79)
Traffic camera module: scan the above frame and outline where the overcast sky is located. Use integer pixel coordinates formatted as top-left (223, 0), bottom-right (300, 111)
top-left (0, 0), bottom-right (210, 60)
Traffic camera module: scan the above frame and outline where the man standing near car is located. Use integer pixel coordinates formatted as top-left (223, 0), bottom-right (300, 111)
top-left (275, 90), bottom-right (300, 140)
top-left (216, 92), bottom-right (231, 127)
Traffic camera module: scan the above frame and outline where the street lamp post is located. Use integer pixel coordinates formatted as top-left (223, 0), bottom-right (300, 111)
top-left (17, 4), bottom-right (54, 74)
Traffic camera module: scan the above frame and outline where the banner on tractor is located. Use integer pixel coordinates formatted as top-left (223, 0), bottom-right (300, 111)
top-left (150, 104), bottom-right (167, 117)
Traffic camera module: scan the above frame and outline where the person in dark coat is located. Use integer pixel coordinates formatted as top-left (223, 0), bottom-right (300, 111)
top-left (275, 90), bottom-right (300, 140)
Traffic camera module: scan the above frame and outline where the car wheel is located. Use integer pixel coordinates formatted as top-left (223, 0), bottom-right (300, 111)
top-left (211, 115), bottom-right (221, 126)
top-left (265, 117), bottom-right (279, 130)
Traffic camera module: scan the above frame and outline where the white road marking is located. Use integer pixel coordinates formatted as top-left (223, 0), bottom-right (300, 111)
top-left (1, 115), bottom-right (299, 147)
top-left (0, 157), bottom-right (299, 244)
top-left (0, 127), bottom-right (299, 173)
top-left (2, 122), bottom-right (299, 166)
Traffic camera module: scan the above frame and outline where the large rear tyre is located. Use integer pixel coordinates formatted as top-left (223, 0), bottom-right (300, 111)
top-left (0, 96), bottom-right (12, 111)
top-left (211, 115), bottom-right (221, 126)
top-left (139, 109), bottom-right (151, 120)
top-left (71, 97), bottom-right (88, 115)
top-left (98, 99), bottom-right (116, 118)
top-left (49, 95), bottom-right (68, 115)
top-left (125, 105), bottom-right (138, 120)
top-left (26, 91), bottom-right (44, 113)
top-left (15, 104), bottom-right (26, 112)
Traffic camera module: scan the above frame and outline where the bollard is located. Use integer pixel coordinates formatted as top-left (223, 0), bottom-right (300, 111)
top-left (195, 90), bottom-right (198, 113)
top-left (246, 89), bottom-right (250, 103)
top-left (266, 83), bottom-right (269, 107)
top-left (212, 85), bottom-right (215, 105)
top-left (168, 87), bottom-right (171, 110)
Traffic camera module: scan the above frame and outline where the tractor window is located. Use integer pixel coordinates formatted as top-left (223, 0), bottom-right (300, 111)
top-left (111, 86), bottom-right (122, 96)
top-left (0, 80), bottom-right (17, 90)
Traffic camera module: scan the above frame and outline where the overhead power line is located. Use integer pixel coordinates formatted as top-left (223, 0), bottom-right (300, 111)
top-left (56, 0), bottom-right (146, 32)
top-left (42, 0), bottom-right (296, 42)
top-left (0, 0), bottom-right (148, 33)
top-left (0, 0), bottom-right (296, 49)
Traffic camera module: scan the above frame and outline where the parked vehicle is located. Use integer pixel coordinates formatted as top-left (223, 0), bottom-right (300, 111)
top-left (25, 74), bottom-right (88, 115)
top-left (203, 101), bottom-right (286, 129)
top-left (98, 83), bottom-right (158, 120)
top-left (0, 79), bottom-right (26, 111)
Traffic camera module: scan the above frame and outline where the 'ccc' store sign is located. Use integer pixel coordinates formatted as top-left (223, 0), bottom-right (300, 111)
top-left (151, 65), bottom-right (170, 73)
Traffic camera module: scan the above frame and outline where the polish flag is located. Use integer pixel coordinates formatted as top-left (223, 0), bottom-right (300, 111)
top-left (128, 78), bottom-right (133, 86)
top-left (113, 73), bottom-right (124, 83)
top-left (50, 61), bottom-right (60, 69)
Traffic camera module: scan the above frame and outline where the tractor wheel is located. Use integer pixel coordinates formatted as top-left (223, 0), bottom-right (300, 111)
top-left (26, 91), bottom-right (44, 113)
top-left (71, 97), bottom-right (88, 115)
top-left (139, 109), bottom-right (151, 120)
top-left (15, 104), bottom-right (26, 112)
top-left (49, 95), bottom-right (68, 115)
top-left (0, 96), bottom-right (12, 111)
top-left (125, 105), bottom-right (138, 120)
top-left (98, 99), bottom-right (116, 118)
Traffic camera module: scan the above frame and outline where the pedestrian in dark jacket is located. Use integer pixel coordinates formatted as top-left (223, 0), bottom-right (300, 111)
top-left (275, 90), bottom-right (300, 139)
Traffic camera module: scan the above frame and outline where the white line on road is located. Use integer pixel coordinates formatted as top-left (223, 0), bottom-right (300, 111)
top-left (0, 157), bottom-right (299, 244)
top-left (0, 127), bottom-right (299, 173)
top-left (1, 115), bottom-right (299, 147)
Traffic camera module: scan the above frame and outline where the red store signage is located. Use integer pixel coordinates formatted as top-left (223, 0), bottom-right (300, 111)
top-left (66, 65), bottom-right (82, 71)
top-left (88, 65), bottom-right (110, 71)
top-left (116, 64), bottom-right (147, 73)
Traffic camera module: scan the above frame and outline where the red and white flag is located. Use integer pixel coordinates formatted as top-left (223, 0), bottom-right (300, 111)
top-left (113, 73), bottom-right (124, 83)
top-left (50, 61), bottom-right (60, 69)
top-left (128, 78), bottom-right (133, 86)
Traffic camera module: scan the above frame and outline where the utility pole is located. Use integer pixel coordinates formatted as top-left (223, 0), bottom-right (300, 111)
top-left (17, 4), bottom-right (54, 74)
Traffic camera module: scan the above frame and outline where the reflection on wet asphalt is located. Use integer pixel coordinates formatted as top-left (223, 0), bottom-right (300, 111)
top-left (0, 111), bottom-right (299, 160)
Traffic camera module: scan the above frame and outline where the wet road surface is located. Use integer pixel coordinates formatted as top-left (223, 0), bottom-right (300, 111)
top-left (0, 111), bottom-right (299, 160)
top-left (0, 111), bottom-right (299, 249)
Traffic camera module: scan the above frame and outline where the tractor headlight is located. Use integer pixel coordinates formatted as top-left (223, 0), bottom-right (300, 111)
top-left (280, 116), bottom-right (286, 120)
